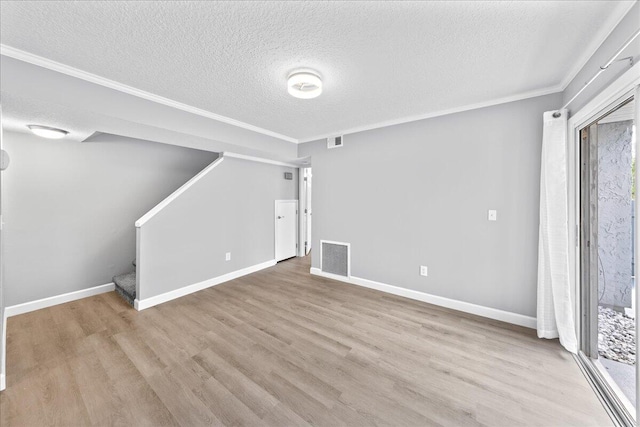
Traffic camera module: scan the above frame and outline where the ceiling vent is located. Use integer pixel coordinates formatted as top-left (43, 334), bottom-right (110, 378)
top-left (327, 135), bottom-right (344, 149)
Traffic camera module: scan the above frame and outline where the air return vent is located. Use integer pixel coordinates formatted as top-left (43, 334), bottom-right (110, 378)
top-left (327, 135), bottom-right (344, 149)
top-left (320, 240), bottom-right (350, 277)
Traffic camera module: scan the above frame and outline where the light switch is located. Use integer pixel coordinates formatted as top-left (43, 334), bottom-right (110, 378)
top-left (488, 210), bottom-right (497, 221)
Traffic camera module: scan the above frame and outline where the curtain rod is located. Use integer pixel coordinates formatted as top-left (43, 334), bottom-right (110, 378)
top-left (554, 28), bottom-right (640, 117)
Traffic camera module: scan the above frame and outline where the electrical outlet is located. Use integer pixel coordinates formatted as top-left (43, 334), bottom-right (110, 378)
top-left (488, 210), bottom-right (497, 221)
top-left (420, 266), bottom-right (428, 277)
top-left (225, 252), bottom-right (231, 261)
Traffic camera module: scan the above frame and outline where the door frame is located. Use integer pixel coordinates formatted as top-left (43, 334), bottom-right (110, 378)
top-left (298, 167), bottom-right (311, 257)
top-left (298, 169), bottom-right (304, 257)
top-left (0, 104), bottom-right (5, 392)
top-left (569, 62), bottom-right (639, 344)
top-left (274, 199), bottom-right (299, 262)
top-left (298, 168), bottom-right (306, 257)
top-left (568, 62), bottom-right (640, 423)
top-left (579, 122), bottom-right (600, 360)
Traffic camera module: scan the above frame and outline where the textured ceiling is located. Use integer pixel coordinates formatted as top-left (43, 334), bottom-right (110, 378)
top-left (0, 1), bottom-right (635, 142)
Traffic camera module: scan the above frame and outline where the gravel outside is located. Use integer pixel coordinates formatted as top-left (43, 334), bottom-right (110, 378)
top-left (598, 306), bottom-right (636, 365)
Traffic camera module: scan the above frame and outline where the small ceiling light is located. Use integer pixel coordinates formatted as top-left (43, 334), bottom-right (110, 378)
top-left (27, 125), bottom-right (69, 139)
top-left (288, 70), bottom-right (322, 99)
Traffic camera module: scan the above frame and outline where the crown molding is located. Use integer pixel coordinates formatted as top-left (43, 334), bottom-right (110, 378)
top-left (558, 1), bottom-right (638, 91)
top-left (297, 85), bottom-right (563, 143)
top-left (0, 44), bottom-right (299, 144)
top-left (0, 45), bottom-right (564, 147)
top-left (5, 0), bottom-right (633, 149)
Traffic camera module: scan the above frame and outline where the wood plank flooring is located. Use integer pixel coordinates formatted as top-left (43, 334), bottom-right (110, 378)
top-left (1, 256), bottom-right (611, 426)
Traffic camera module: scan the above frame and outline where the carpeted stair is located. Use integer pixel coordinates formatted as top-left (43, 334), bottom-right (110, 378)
top-left (113, 259), bottom-right (136, 306)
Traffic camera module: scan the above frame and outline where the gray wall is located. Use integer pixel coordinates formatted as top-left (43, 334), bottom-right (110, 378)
top-left (299, 93), bottom-right (562, 317)
top-left (598, 120), bottom-right (634, 309)
top-left (2, 130), bottom-right (217, 306)
top-left (563, 1), bottom-right (639, 114)
top-left (138, 156), bottom-right (298, 300)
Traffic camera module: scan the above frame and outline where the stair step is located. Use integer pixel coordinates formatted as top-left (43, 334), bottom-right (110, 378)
top-left (113, 271), bottom-right (136, 307)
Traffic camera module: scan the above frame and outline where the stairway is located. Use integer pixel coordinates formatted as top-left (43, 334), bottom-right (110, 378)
top-left (114, 259), bottom-right (136, 306)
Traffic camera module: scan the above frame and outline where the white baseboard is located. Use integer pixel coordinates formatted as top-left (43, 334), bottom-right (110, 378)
top-left (0, 312), bottom-right (5, 391)
top-left (4, 282), bottom-right (115, 318)
top-left (310, 267), bottom-right (536, 329)
top-left (135, 260), bottom-right (277, 311)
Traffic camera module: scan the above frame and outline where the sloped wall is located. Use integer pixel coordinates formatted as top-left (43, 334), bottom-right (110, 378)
top-left (137, 156), bottom-right (298, 300)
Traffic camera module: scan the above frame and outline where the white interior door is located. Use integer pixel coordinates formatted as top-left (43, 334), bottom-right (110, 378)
top-left (275, 200), bottom-right (298, 262)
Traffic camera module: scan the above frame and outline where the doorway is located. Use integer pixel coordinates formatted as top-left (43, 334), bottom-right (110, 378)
top-left (300, 167), bottom-right (312, 256)
top-left (580, 96), bottom-right (636, 424)
top-left (275, 200), bottom-right (298, 262)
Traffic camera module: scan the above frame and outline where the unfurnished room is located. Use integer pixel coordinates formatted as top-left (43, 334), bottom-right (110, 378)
top-left (0, 1), bottom-right (639, 426)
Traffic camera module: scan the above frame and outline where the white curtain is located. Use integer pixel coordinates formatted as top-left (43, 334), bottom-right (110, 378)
top-left (537, 109), bottom-right (578, 353)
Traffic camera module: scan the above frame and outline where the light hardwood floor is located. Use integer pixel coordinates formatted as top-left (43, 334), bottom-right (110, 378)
top-left (1, 255), bottom-right (611, 426)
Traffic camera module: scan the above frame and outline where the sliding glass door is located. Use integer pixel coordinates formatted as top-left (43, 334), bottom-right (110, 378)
top-left (580, 95), bottom-right (637, 425)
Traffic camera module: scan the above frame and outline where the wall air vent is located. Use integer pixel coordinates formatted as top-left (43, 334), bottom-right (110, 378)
top-left (320, 240), bottom-right (350, 277)
top-left (327, 135), bottom-right (344, 149)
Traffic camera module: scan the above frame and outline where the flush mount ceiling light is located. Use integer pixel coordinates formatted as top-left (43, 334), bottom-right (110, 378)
top-left (27, 124), bottom-right (69, 139)
top-left (287, 70), bottom-right (322, 99)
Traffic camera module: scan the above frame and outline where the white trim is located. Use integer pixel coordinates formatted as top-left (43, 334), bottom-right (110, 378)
top-left (298, 86), bottom-right (563, 143)
top-left (1, 0), bottom-right (631, 149)
top-left (310, 268), bottom-right (537, 329)
top-left (3, 282), bottom-right (115, 318)
top-left (319, 240), bottom-right (351, 278)
top-left (135, 156), bottom-right (225, 228)
top-left (298, 169), bottom-right (306, 257)
top-left (2, 0), bottom-right (633, 152)
top-left (0, 45), bottom-right (298, 144)
top-left (135, 260), bottom-right (276, 310)
top-left (135, 227), bottom-right (141, 299)
top-left (0, 45), bottom-right (559, 147)
top-left (275, 200), bottom-right (299, 262)
top-left (0, 373), bottom-right (5, 392)
top-left (222, 152), bottom-right (299, 168)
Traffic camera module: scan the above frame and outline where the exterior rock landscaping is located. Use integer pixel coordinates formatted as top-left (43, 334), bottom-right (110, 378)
top-left (598, 306), bottom-right (635, 365)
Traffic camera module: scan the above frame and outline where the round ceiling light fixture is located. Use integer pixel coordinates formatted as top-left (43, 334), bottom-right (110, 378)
top-left (287, 70), bottom-right (322, 99)
top-left (27, 124), bottom-right (69, 139)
